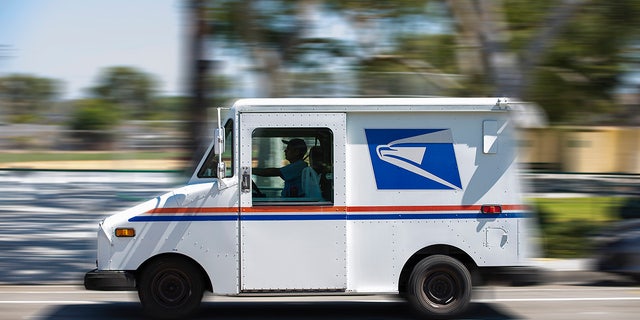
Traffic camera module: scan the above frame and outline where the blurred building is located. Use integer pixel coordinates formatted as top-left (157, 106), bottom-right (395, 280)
top-left (520, 126), bottom-right (640, 174)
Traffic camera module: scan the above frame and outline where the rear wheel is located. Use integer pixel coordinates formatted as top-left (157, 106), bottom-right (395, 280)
top-left (138, 257), bottom-right (205, 319)
top-left (407, 255), bottom-right (472, 318)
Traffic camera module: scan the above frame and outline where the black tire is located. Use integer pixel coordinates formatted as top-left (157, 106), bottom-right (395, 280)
top-left (407, 255), bottom-right (472, 318)
top-left (138, 257), bottom-right (205, 319)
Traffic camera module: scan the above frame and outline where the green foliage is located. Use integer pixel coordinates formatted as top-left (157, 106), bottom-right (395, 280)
top-left (531, 197), bottom-right (624, 258)
top-left (325, 0), bottom-right (428, 20)
top-left (9, 113), bottom-right (40, 124)
top-left (208, 0), bottom-right (450, 96)
top-left (504, 0), bottom-right (640, 123)
top-left (210, 0), bottom-right (640, 121)
top-left (396, 34), bottom-right (457, 73)
top-left (69, 99), bottom-right (121, 131)
top-left (504, 0), bottom-right (555, 49)
top-left (211, 0), bottom-right (300, 49)
top-left (540, 218), bottom-right (601, 258)
top-left (5, 0), bottom-right (639, 127)
top-left (0, 73), bottom-right (62, 123)
top-left (533, 197), bottom-right (623, 222)
top-left (90, 66), bottom-right (158, 119)
top-left (68, 99), bottom-right (121, 149)
top-left (151, 96), bottom-right (189, 121)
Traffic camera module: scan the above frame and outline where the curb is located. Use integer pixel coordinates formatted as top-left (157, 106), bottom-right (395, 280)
top-left (533, 258), bottom-right (593, 284)
top-left (531, 258), bottom-right (633, 284)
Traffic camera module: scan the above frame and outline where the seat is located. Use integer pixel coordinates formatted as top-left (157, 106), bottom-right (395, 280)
top-left (301, 166), bottom-right (322, 199)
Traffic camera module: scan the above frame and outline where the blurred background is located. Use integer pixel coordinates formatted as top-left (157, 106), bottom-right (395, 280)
top-left (2, 0), bottom-right (640, 281)
top-left (3, 0), bottom-right (640, 162)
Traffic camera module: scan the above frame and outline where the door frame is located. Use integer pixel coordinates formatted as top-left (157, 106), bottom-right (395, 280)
top-left (237, 112), bottom-right (347, 291)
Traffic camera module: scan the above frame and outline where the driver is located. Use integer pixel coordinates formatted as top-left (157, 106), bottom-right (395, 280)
top-left (253, 138), bottom-right (308, 197)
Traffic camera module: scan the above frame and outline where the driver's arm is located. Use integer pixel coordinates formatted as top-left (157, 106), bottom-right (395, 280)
top-left (253, 167), bottom-right (281, 177)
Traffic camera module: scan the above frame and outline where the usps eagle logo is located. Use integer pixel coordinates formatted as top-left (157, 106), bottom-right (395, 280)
top-left (365, 129), bottom-right (462, 190)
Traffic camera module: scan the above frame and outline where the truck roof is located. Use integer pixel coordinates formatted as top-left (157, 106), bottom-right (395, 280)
top-left (230, 97), bottom-right (514, 113)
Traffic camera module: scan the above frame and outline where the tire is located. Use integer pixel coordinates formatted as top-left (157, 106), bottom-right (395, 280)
top-left (407, 255), bottom-right (472, 318)
top-left (138, 257), bottom-right (205, 319)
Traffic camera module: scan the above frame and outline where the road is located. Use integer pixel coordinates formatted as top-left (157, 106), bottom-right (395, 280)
top-left (0, 170), bottom-right (634, 285)
top-left (0, 170), bottom-right (181, 284)
top-left (1, 284), bottom-right (640, 320)
top-left (1, 170), bottom-right (640, 319)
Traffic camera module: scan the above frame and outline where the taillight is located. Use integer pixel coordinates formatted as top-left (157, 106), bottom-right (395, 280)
top-left (481, 205), bottom-right (502, 214)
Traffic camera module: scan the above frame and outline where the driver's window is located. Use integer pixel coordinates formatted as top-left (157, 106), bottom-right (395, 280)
top-left (197, 120), bottom-right (234, 178)
top-left (252, 128), bottom-right (333, 204)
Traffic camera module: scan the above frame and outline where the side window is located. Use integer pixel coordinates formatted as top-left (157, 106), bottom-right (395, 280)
top-left (198, 120), bottom-right (234, 178)
top-left (252, 128), bottom-right (333, 204)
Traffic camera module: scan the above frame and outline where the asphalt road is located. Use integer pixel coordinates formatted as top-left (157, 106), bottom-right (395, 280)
top-left (1, 169), bottom-right (600, 285)
top-left (1, 170), bottom-right (640, 319)
top-left (0, 170), bottom-right (634, 285)
top-left (1, 284), bottom-right (639, 320)
top-left (0, 170), bottom-right (182, 284)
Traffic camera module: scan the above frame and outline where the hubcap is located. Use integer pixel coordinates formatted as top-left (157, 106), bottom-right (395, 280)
top-left (153, 270), bottom-right (191, 306)
top-left (423, 271), bottom-right (456, 305)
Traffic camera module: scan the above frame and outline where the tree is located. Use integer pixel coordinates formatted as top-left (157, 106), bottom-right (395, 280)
top-left (202, 0), bottom-right (640, 124)
top-left (67, 99), bottom-right (121, 150)
top-left (0, 74), bottom-right (62, 123)
top-left (345, 0), bottom-right (640, 123)
top-left (90, 66), bottom-right (159, 119)
top-left (210, 0), bottom-right (361, 97)
top-left (511, 0), bottom-right (640, 122)
top-left (327, 0), bottom-right (459, 95)
top-left (448, 0), bottom-right (640, 123)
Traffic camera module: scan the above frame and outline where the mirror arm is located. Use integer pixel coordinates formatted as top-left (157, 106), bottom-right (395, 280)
top-left (215, 108), bottom-right (226, 179)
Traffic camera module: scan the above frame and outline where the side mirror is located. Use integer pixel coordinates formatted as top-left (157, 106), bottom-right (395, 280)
top-left (214, 128), bottom-right (225, 155)
top-left (214, 108), bottom-right (227, 179)
top-left (214, 127), bottom-right (226, 178)
top-left (216, 161), bottom-right (226, 179)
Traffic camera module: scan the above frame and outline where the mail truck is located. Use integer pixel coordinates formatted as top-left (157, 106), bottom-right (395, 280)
top-left (85, 98), bottom-right (537, 319)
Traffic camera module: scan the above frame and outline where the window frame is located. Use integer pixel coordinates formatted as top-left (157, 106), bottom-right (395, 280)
top-left (197, 119), bottom-right (234, 179)
top-left (251, 127), bottom-right (334, 205)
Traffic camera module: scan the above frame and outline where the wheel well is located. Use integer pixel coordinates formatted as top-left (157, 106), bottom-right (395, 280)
top-left (136, 253), bottom-right (213, 292)
top-left (398, 245), bottom-right (479, 294)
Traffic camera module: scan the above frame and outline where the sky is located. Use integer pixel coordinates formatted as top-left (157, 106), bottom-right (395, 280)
top-left (0, 0), bottom-right (184, 99)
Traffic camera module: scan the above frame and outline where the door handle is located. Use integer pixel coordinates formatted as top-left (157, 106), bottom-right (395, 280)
top-left (241, 166), bottom-right (251, 193)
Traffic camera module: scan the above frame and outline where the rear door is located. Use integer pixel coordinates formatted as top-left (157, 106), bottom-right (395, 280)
top-left (238, 112), bottom-right (347, 291)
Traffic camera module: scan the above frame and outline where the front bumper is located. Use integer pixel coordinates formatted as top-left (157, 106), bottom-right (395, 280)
top-left (84, 269), bottom-right (136, 291)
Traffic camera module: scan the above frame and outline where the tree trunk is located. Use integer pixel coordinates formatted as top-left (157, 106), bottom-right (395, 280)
top-left (448, 0), bottom-right (587, 99)
top-left (186, 0), bottom-right (210, 174)
top-left (448, 0), bottom-right (522, 97)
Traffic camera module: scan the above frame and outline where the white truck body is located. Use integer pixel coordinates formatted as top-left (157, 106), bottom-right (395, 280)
top-left (85, 98), bottom-right (537, 318)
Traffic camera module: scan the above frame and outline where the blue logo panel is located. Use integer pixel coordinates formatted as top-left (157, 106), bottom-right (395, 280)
top-left (365, 129), bottom-right (462, 190)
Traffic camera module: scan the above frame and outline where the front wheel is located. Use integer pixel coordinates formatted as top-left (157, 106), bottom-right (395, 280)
top-left (138, 257), bottom-right (205, 319)
top-left (407, 255), bottom-right (472, 318)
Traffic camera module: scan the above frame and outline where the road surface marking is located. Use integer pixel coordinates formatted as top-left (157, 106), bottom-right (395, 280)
top-left (476, 297), bottom-right (640, 303)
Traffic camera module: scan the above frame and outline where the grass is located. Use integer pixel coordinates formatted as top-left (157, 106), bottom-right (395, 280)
top-left (530, 197), bottom-right (624, 223)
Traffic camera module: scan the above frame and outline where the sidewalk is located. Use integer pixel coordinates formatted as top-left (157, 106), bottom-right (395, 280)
top-left (532, 258), bottom-right (624, 284)
top-left (533, 258), bottom-right (592, 272)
